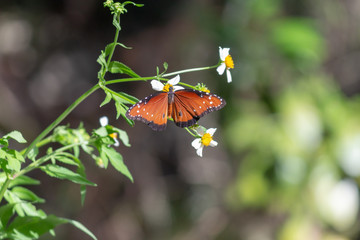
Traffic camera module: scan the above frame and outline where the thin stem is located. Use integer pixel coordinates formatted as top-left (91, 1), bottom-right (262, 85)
top-left (17, 142), bottom-right (87, 178)
top-left (23, 84), bottom-right (100, 158)
top-left (106, 14), bottom-right (121, 68)
top-left (185, 127), bottom-right (198, 138)
top-left (162, 64), bottom-right (220, 78)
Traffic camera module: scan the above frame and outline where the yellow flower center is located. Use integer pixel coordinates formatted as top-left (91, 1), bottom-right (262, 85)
top-left (201, 133), bottom-right (213, 146)
top-left (163, 83), bottom-right (172, 92)
top-left (225, 55), bottom-right (234, 69)
top-left (109, 132), bottom-right (118, 139)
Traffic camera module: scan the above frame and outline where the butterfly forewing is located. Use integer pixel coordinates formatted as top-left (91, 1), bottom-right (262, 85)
top-left (126, 92), bottom-right (169, 131)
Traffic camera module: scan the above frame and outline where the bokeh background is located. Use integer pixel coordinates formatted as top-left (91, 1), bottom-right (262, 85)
top-left (1, 0), bottom-right (360, 239)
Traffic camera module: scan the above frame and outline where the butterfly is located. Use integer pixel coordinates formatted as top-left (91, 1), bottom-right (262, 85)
top-left (125, 76), bottom-right (226, 131)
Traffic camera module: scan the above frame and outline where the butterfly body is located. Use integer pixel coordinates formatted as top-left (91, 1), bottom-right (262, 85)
top-left (126, 87), bottom-right (226, 131)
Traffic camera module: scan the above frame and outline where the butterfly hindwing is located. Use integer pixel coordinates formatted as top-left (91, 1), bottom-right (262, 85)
top-left (126, 92), bottom-right (169, 131)
top-left (172, 89), bottom-right (226, 127)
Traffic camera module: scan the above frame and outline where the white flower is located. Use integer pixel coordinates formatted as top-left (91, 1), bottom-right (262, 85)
top-left (151, 75), bottom-right (184, 92)
top-left (217, 47), bottom-right (234, 83)
top-left (99, 116), bottom-right (119, 147)
top-left (191, 128), bottom-right (218, 157)
top-left (99, 116), bottom-right (109, 126)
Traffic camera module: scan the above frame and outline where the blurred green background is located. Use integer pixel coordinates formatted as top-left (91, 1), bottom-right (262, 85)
top-left (1, 0), bottom-right (360, 239)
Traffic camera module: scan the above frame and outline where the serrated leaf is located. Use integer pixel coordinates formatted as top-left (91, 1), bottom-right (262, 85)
top-left (4, 131), bottom-right (27, 143)
top-left (4, 191), bottom-right (43, 217)
top-left (11, 187), bottom-right (45, 203)
top-left (100, 91), bottom-right (113, 107)
top-left (40, 165), bottom-right (96, 186)
top-left (102, 146), bottom-right (133, 182)
top-left (108, 61), bottom-right (140, 78)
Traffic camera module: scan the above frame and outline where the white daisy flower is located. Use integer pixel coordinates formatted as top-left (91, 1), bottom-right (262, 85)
top-left (191, 128), bottom-right (218, 157)
top-left (151, 75), bottom-right (184, 92)
top-left (217, 47), bottom-right (234, 83)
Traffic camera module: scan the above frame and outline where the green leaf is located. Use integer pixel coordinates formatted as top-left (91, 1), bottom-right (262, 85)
top-left (54, 155), bottom-right (78, 166)
top-left (40, 164), bottom-right (96, 186)
top-left (5, 214), bottom-right (96, 240)
top-left (0, 149), bottom-right (6, 158)
top-left (123, 1), bottom-right (144, 7)
top-left (118, 92), bottom-right (139, 104)
top-left (100, 91), bottom-right (113, 107)
top-left (65, 218), bottom-right (97, 240)
top-left (108, 61), bottom-right (140, 78)
top-left (4, 131), bottom-right (27, 143)
top-left (27, 147), bottom-right (38, 161)
top-left (99, 149), bottom-right (109, 169)
top-left (0, 203), bottom-right (15, 229)
top-left (115, 101), bottom-right (127, 119)
top-left (102, 146), bottom-right (133, 182)
top-left (113, 127), bottom-right (131, 147)
top-left (122, 112), bottom-right (135, 126)
top-left (4, 191), bottom-right (43, 217)
top-left (94, 127), bottom-right (109, 138)
top-left (7, 155), bottom-right (21, 172)
top-left (11, 187), bottom-right (45, 203)
top-left (9, 175), bottom-right (40, 188)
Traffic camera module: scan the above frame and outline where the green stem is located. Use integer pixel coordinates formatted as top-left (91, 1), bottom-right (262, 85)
top-left (0, 178), bottom-right (10, 204)
top-left (185, 127), bottom-right (198, 138)
top-left (106, 14), bottom-right (120, 68)
top-left (17, 142), bottom-right (87, 178)
top-left (162, 64), bottom-right (220, 78)
top-left (23, 84), bottom-right (100, 158)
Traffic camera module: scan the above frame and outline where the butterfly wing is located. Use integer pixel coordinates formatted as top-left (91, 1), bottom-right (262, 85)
top-left (171, 89), bottom-right (226, 128)
top-left (126, 92), bottom-right (169, 131)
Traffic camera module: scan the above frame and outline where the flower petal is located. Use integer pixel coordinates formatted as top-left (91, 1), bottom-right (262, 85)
top-left (226, 69), bottom-right (232, 83)
top-left (191, 138), bottom-right (202, 149)
top-left (194, 126), bottom-right (206, 136)
top-left (219, 47), bottom-right (230, 61)
top-left (206, 128), bottom-right (217, 136)
top-left (99, 116), bottom-right (109, 126)
top-left (151, 80), bottom-right (164, 91)
top-left (209, 140), bottom-right (218, 147)
top-left (173, 85), bottom-right (185, 91)
top-left (217, 63), bottom-right (226, 75)
top-left (113, 138), bottom-right (120, 147)
top-left (196, 145), bottom-right (204, 157)
top-left (168, 75), bottom-right (180, 85)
